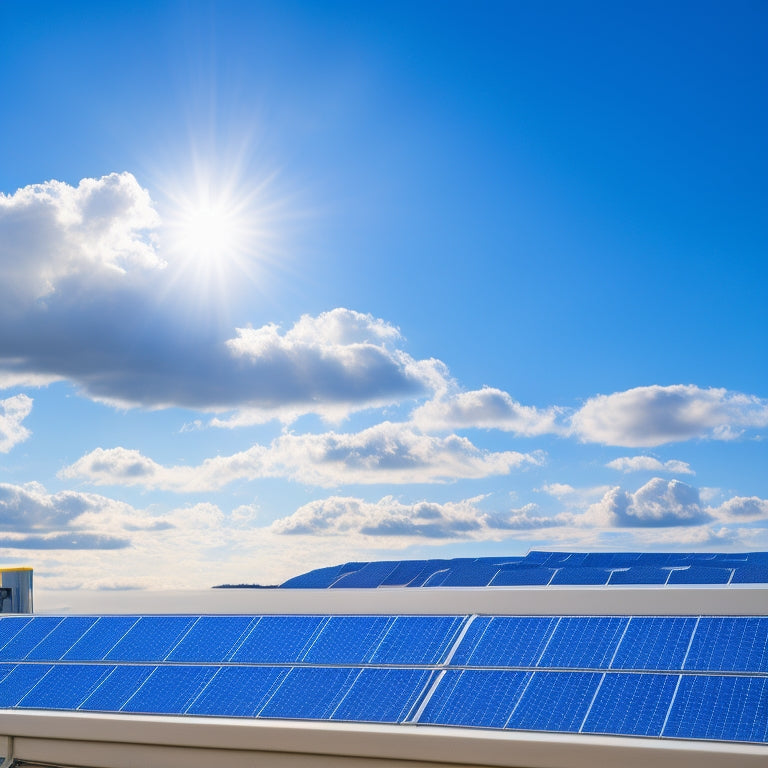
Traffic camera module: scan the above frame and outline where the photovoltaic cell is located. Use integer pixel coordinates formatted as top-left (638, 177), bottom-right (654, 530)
top-left (684, 617), bottom-right (768, 673)
top-left (303, 616), bottom-right (393, 664)
top-left (24, 616), bottom-right (99, 661)
top-left (667, 567), bottom-right (732, 585)
top-left (506, 671), bottom-right (602, 733)
top-left (259, 667), bottom-right (360, 720)
top-left (450, 616), bottom-right (557, 667)
top-left (0, 664), bottom-right (52, 707)
top-left (538, 617), bottom-right (628, 669)
top-left (418, 670), bottom-right (530, 729)
top-left (439, 564), bottom-right (501, 587)
top-left (331, 668), bottom-right (435, 723)
top-left (664, 675), bottom-right (768, 743)
top-left (380, 560), bottom-right (428, 586)
top-left (167, 616), bottom-right (256, 662)
top-left (78, 665), bottom-right (155, 712)
top-left (121, 665), bottom-right (218, 714)
top-left (489, 567), bottom-right (555, 586)
top-left (230, 616), bottom-right (326, 663)
top-left (370, 616), bottom-right (465, 665)
top-left (280, 565), bottom-right (346, 588)
top-left (732, 566), bottom-right (768, 584)
top-left (0, 617), bottom-right (63, 660)
top-left (187, 666), bottom-right (289, 717)
top-left (582, 673), bottom-right (679, 737)
top-left (18, 664), bottom-right (113, 710)
top-left (610, 617), bottom-right (696, 671)
top-left (63, 616), bottom-right (138, 661)
top-left (0, 617), bottom-right (32, 651)
top-left (104, 616), bottom-right (197, 662)
top-left (330, 561), bottom-right (398, 588)
top-left (607, 568), bottom-right (669, 585)
top-left (550, 567), bottom-right (610, 585)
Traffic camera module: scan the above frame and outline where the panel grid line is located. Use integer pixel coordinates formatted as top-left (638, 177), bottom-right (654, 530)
top-left (578, 671), bottom-right (606, 733)
top-left (225, 616), bottom-right (262, 661)
top-left (680, 616), bottom-right (701, 670)
top-left (21, 618), bottom-right (66, 660)
top-left (659, 673), bottom-right (683, 737)
top-left (118, 665), bottom-right (158, 712)
top-left (182, 665), bottom-right (223, 715)
top-left (534, 616), bottom-right (561, 666)
top-left (407, 668), bottom-right (446, 724)
top-left (607, 617), bottom-right (632, 669)
top-left (164, 616), bottom-right (201, 661)
top-left (100, 617), bottom-right (142, 661)
top-left (442, 615), bottom-right (475, 666)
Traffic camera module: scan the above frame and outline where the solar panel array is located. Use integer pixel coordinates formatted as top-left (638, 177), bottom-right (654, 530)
top-left (279, 551), bottom-right (768, 588)
top-left (0, 613), bottom-right (766, 744)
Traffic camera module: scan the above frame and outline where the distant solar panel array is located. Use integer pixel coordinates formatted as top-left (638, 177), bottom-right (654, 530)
top-left (279, 551), bottom-right (768, 588)
top-left (0, 613), bottom-right (766, 744)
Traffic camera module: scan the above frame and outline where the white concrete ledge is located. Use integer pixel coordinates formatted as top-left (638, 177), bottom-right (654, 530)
top-left (35, 585), bottom-right (768, 616)
top-left (1, 710), bottom-right (766, 768)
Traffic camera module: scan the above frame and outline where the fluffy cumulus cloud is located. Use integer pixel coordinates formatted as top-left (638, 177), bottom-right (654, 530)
top-left (0, 174), bottom-right (445, 419)
top-left (270, 495), bottom-right (544, 541)
top-left (584, 478), bottom-right (711, 528)
top-left (412, 387), bottom-right (563, 435)
top-left (61, 423), bottom-right (544, 491)
top-left (0, 394), bottom-right (33, 453)
top-left (571, 385), bottom-right (768, 447)
top-left (606, 456), bottom-right (694, 475)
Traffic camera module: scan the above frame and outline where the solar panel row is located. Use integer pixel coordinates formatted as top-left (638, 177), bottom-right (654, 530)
top-left (0, 615), bottom-right (765, 673)
top-left (0, 662), bottom-right (764, 743)
top-left (280, 551), bottom-right (768, 588)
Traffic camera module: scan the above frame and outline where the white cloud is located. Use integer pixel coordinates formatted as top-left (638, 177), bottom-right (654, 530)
top-left (583, 478), bottom-right (711, 528)
top-left (710, 496), bottom-right (768, 522)
top-left (412, 387), bottom-right (563, 435)
top-left (0, 173), bottom-right (447, 419)
top-left (571, 385), bottom-right (768, 447)
top-left (60, 423), bottom-right (544, 491)
top-left (606, 455), bottom-right (694, 475)
top-left (271, 495), bottom-right (547, 542)
top-left (0, 394), bottom-right (33, 453)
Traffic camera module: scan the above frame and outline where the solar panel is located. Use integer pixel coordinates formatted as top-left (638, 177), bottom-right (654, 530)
top-left (187, 666), bottom-right (289, 717)
top-left (103, 616), bottom-right (197, 662)
top-left (0, 617), bottom-right (63, 660)
top-left (538, 617), bottom-right (628, 669)
top-left (418, 670), bottom-right (531, 728)
top-left (664, 675), bottom-right (768, 743)
top-left (610, 617), bottom-right (696, 671)
top-left (731, 566), bottom-right (768, 584)
top-left (121, 665), bottom-right (218, 714)
top-left (258, 667), bottom-right (360, 720)
top-left (167, 616), bottom-right (257, 662)
top-left (302, 615), bottom-right (393, 664)
top-left (505, 671), bottom-right (602, 733)
top-left (450, 616), bottom-right (557, 667)
top-left (17, 664), bottom-right (112, 710)
top-left (330, 668), bottom-right (435, 723)
top-left (230, 616), bottom-right (327, 663)
top-left (0, 664), bottom-right (51, 707)
top-left (550, 567), bottom-right (611, 585)
top-left (330, 561), bottom-right (398, 588)
top-left (607, 567), bottom-right (669, 585)
top-left (439, 564), bottom-right (502, 587)
top-left (489, 567), bottom-right (555, 586)
top-left (78, 665), bottom-right (155, 712)
top-left (62, 616), bottom-right (139, 660)
top-left (582, 673), bottom-right (679, 736)
top-left (24, 616), bottom-right (99, 661)
top-left (380, 560), bottom-right (428, 586)
top-left (667, 567), bottom-right (732, 585)
top-left (370, 616), bottom-right (466, 665)
top-left (684, 617), bottom-right (768, 673)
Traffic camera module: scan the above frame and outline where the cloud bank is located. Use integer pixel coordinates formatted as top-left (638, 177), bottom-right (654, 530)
top-left (61, 423), bottom-right (544, 490)
top-left (0, 395), bottom-right (33, 453)
top-left (606, 456), bottom-right (694, 475)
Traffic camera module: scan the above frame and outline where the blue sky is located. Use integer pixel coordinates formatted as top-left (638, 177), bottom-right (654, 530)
top-left (0, 1), bottom-right (766, 592)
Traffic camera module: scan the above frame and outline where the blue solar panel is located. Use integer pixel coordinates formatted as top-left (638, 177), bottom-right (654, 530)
top-left (0, 617), bottom-right (32, 651)
top-left (608, 567), bottom-right (669, 585)
top-left (538, 617), bottom-right (628, 669)
top-left (506, 671), bottom-right (602, 732)
top-left (78, 665), bottom-right (155, 711)
top-left (259, 667), bottom-right (360, 720)
top-left (17, 664), bottom-right (113, 710)
top-left (167, 616), bottom-right (257, 662)
top-left (303, 616), bottom-right (393, 663)
top-left (684, 617), bottom-right (768, 673)
top-left (731, 566), bottom-right (768, 584)
top-left (664, 675), bottom-right (768, 743)
top-left (421, 570), bottom-right (450, 586)
top-left (187, 666), bottom-right (289, 717)
top-left (330, 561), bottom-right (398, 588)
top-left (63, 616), bottom-right (138, 661)
top-left (104, 616), bottom-right (197, 662)
top-left (380, 560), bottom-right (428, 586)
top-left (582, 673), bottom-right (679, 736)
top-left (489, 567), bottom-right (555, 586)
top-left (668, 567), bottom-right (732, 585)
top-left (450, 616), bottom-right (557, 667)
top-left (405, 561), bottom-right (454, 587)
top-left (24, 616), bottom-right (99, 661)
top-left (0, 664), bottom-right (51, 707)
top-left (611, 617), bottom-right (696, 671)
top-left (550, 567), bottom-right (610, 585)
top-left (121, 665), bottom-right (218, 714)
top-left (419, 670), bottom-right (531, 728)
top-left (280, 564), bottom-right (346, 588)
top-left (331, 668), bottom-right (435, 723)
top-left (230, 616), bottom-right (326, 663)
top-left (0, 617), bottom-right (63, 660)
top-left (370, 616), bottom-right (466, 665)
top-left (439, 564), bottom-right (501, 587)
